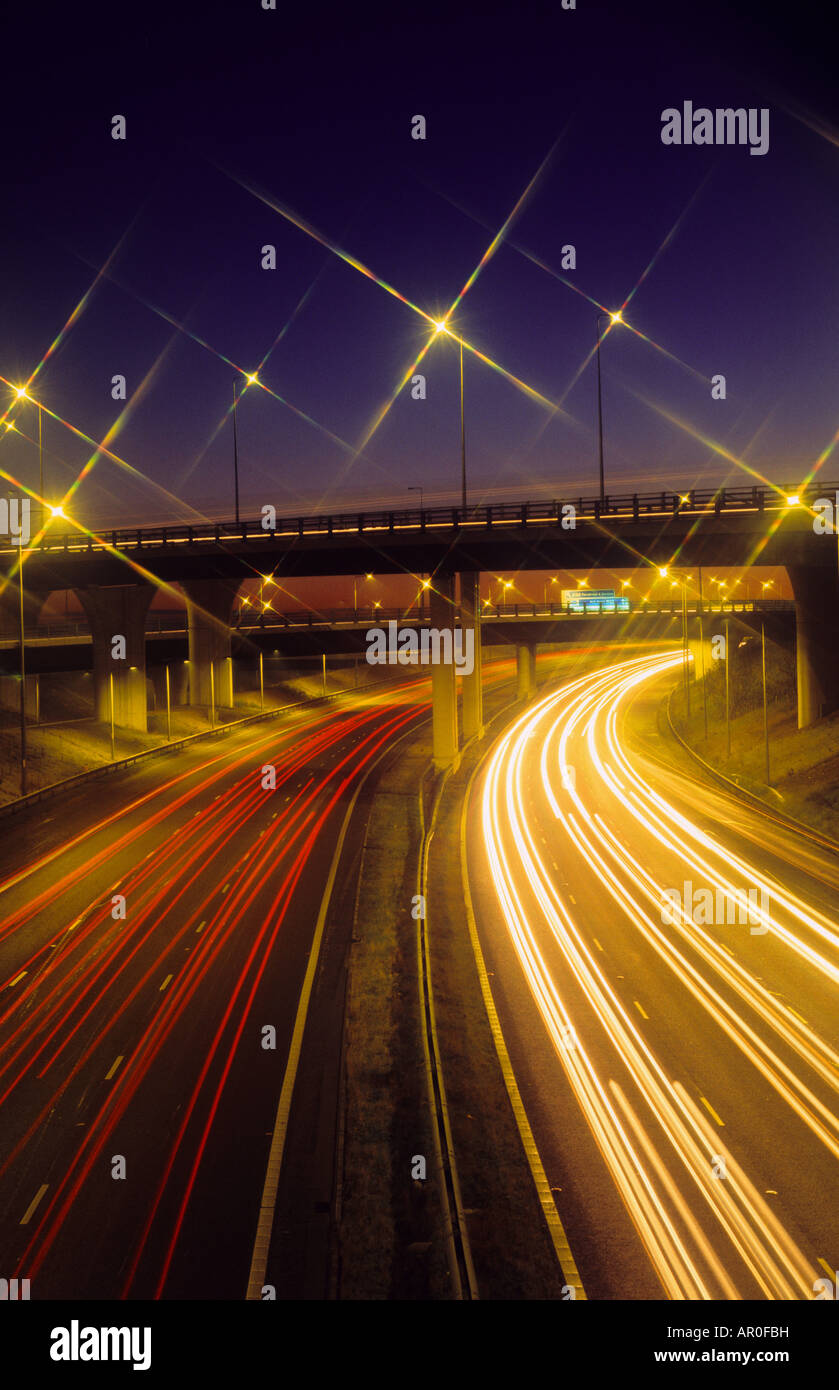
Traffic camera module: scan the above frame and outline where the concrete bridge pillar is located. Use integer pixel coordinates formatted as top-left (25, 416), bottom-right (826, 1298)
top-left (0, 674), bottom-right (39, 719)
top-left (460, 572), bottom-right (483, 741)
top-left (516, 643), bottom-right (536, 701)
top-left (75, 584), bottom-right (154, 732)
top-left (0, 578), bottom-right (48, 639)
top-left (430, 574), bottom-right (458, 770)
top-left (181, 579), bottom-right (239, 710)
top-left (0, 579), bottom-right (48, 723)
top-left (789, 565), bottom-right (839, 727)
top-left (687, 633), bottom-right (715, 685)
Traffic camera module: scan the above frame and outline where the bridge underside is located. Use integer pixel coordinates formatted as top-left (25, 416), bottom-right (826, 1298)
top-left (0, 580), bottom-right (833, 749)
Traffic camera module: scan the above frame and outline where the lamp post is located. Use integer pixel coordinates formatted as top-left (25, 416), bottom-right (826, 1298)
top-left (459, 335), bottom-right (466, 512)
top-left (232, 372), bottom-right (258, 525)
top-left (13, 386), bottom-right (44, 533)
top-left (407, 485), bottom-right (424, 511)
top-left (17, 551), bottom-right (27, 795)
top-left (433, 321), bottom-right (467, 512)
top-left (353, 573), bottom-right (373, 614)
top-left (725, 617), bottom-right (731, 759)
top-left (595, 311), bottom-right (622, 504)
top-left (761, 618), bottom-right (771, 785)
top-left (232, 380), bottom-right (240, 525)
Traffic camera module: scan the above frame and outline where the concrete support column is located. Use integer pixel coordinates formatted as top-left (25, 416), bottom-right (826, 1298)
top-left (687, 634), bottom-right (715, 685)
top-left (75, 584), bottom-right (154, 732)
top-left (181, 579), bottom-right (239, 709)
top-left (516, 642), bottom-right (536, 701)
top-left (0, 674), bottom-right (39, 719)
top-left (0, 582), bottom-right (47, 640)
top-left (460, 571), bottom-right (483, 741)
top-left (789, 565), bottom-right (839, 727)
top-left (430, 574), bottom-right (458, 770)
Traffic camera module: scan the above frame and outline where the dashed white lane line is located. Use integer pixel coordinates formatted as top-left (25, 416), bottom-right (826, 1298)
top-left (20, 1184), bottom-right (49, 1226)
top-left (159, 974), bottom-right (173, 992)
top-left (105, 1055), bottom-right (124, 1080)
top-left (700, 1095), bottom-right (725, 1127)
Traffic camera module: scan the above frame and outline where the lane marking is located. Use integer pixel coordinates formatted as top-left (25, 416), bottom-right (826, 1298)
top-left (20, 1184), bottom-right (49, 1226)
top-left (159, 974), bottom-right (173, 991)
top-left (245, 719), bottom-right (425, 1300)
top-left (700, 1096), bottom-right (725, 1127)
top-left (633, 1000), bottom-right (649, 1020)
top-left (196, 921), bottom-right (206, 933)
top-left (818, 1257), bottom-right (834, 1279)
top-left (105, 1055), bottom-right (124, 1080)
top-left (460, 768), bottom-right (586, 1300)
top-left (593, 938), bottom-right (604, 952)
top-left (7, 971), bottom-right (27, 988)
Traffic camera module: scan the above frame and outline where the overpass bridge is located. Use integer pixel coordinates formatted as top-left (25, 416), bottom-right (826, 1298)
top-left (1, 481), bottom-right (835, 763)
top-left (0, 597), bottom-right (798, 767)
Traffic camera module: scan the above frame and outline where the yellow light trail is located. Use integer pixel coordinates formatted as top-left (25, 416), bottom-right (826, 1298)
top-left (479, 651), bottom-right (834, 1298)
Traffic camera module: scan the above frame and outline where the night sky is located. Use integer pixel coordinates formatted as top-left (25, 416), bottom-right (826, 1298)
top-left (2, 0), bottom-right (838, 533)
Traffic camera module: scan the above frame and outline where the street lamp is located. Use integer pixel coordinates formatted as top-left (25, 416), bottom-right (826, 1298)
top-left (407, 485), bottom-right (424, 511)
top-left (418, 576), bottom-right (431, 617)
top-left (232, 372), bottom-right (259, 525)
top-left (433, 320), bottom-right (467, 511)
top-left (16, 548), bottom-right (27, 795)
top-left (544, 575), bottom-right (559, 606)
top-left (353, 573), bottom-right (374, 613)
top-left (13, 386), bottom-right (44, 534)
top-left (595, 311), bottom-right (622, 503)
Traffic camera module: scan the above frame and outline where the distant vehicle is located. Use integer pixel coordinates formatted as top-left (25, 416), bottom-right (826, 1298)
top-left (561, 588), bottom-right (630, 613)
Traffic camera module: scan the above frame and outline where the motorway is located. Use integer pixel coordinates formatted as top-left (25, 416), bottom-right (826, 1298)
top-left (470, 651), bottom-right (839, 1300)
top-left (4, 643), bottom-right (837, 1302)
top-left (0, 674), bottom-right (439, 1300)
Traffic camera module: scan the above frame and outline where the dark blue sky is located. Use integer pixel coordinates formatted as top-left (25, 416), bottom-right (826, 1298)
top-left (2, 0), bottom-right (838, 527)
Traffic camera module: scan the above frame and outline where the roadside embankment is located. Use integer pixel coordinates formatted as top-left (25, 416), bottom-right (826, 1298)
top-left (669, 638), bottom-right (839, 840)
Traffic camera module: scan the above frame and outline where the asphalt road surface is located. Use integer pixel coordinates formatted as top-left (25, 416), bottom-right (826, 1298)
top-left (469, 650), bottom-right (839, 1301)
top-left (0, 677), bottom-right (433, 1299)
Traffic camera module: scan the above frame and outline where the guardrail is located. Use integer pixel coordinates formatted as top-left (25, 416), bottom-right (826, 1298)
top-left (13, 596), bottom-right (794, 642)
top-left (3, 483), bottom-right (832, 556)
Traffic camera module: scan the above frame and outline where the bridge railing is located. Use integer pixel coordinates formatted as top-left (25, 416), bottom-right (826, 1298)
top-left (8, 481), bottom-right (833, 556)
top-left (19, 595), bottom-right (793, 641)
